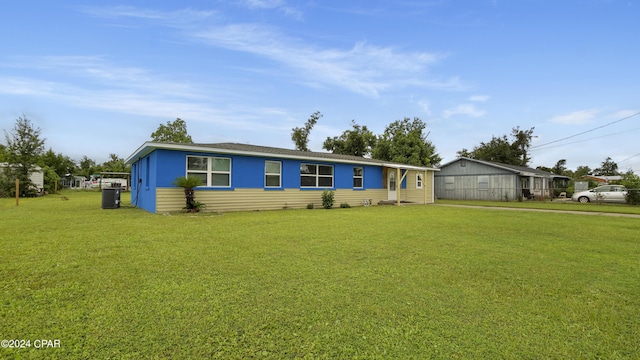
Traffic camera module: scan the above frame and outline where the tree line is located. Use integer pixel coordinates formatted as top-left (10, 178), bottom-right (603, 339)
top-left (0, 117), bottom-right (193, 197)
top-left (1, 113), bottom-right (636, 198)
top-left (0, 115), bottom-right (129, 197)
top-left (292, 112), bottom-right (441, 167)
top-left (291, 111), bottom-right (633, 179)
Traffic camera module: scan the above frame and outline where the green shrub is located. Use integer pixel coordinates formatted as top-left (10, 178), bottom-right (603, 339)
top-left (621, 171), bottom-right (640, 205)
top-left (340, 202), bottom-right (351, 208)
top-left (626, 190), bottom-right (640, 205)
top-left (42, 165), bottom-right (60, 194)
top-left (306, 203), bottom-right (314, 209)
top-left (321, 190), bottom-right (334, 209)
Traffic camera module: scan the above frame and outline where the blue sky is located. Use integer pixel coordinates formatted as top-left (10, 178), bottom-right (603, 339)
top-left (1, 1), bottom-right (638, 173)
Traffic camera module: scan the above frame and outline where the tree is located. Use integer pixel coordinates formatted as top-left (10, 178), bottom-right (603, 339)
top-left (102, 153), bottom-right (129, 173)
top-left (458, 135), bottom-right (514, 164)
top-left (372, 117), bottom-right (441, 167)
top-left (322, 120), bottom-right (376, 157)
top-left (552, 159), bottom-right (567, 175)
top-left (77, 156), bottom-right (100, 178)
top-left (511, 126), bottom-right (535, 166)
top-left (621, 170), bottom-right (640, 205)
top-left (574, 165), bottom-right (591, 179)
top-left (291, 111), bottom-right (322, 151)
top-left (151, 118), bottom-right (193, 143)
top-left (593, 157), bottom-right (619, 176)
top-left (0, 144), bottom-right (7, 162)
top-left (2, 115), bottom-right (46, 195)
top-left (457, 126), bottom-right (535, 167)
top-left (41, 165), bottom-right (60, 194)
top-left (40, 148), bottom-right (76, 177)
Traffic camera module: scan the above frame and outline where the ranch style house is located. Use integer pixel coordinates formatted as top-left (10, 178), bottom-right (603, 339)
top-left (125, 142), bottom-right (439, 213)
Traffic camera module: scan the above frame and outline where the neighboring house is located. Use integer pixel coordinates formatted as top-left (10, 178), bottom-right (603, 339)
top-left (0, 163), bottom-right (44, 193)
top-left (125, 142), bottom-right (439, 213)
top-left (60, 175), bottom-right (87, 189)
top-left (434, 157), bottom-right (570, 201)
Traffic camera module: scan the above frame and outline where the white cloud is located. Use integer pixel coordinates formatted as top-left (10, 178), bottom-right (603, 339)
top-left (550, 109), bottom-right (600, 124)
top-left (608, 109), bottom-right (640, 119)
top-left (443, 104), bottom-right (486, 118)
top-left (243, 0), bottom-right (285, 9)
top-left (416, 99), bottom-right (432, 116)
top-left (240, 0), bottom-right (303, 20)
top-left (80, 6), bottom-right (456, 97)
top-left (469, 95), bottom-right (489, 102)
top-left (0, 57), bottom-right (285, 132)
top-left (79, 6), bottom-right (216, 28)
top-left (192, 25), bottom-right (446, 97)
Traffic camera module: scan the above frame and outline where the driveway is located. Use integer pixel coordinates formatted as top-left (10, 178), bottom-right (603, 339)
top-left (433, 204), bottom-right (640, 219)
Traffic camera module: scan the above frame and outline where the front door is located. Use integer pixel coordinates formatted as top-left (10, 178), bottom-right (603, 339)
top-left (388, 170), bottom-right (397, 201)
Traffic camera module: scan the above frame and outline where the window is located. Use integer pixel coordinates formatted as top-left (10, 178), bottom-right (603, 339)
top-left (478, 175), bottom-right (489, 190)
top-left (145, 157), bottom-right (150, 187)
top-left (132, 164), bottom-right (137, 189)
top-left (211, 158), bottom-right (231, 186)
top-left (265, 161), bottom-right (281, 188)
top-left (186, 156), bottom-right (231, 187)
top-left (416, 174), bottom-right (423, 189)
top-left (353, 167), bottom-right (363, 188)
top-left (300, 164), bottom-right (333, 188)
top-left (445, 176), bottom-right (455, 190)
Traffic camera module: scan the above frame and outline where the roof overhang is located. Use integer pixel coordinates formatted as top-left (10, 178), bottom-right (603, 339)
top-left (382, 163), bottom-right (438, 172)
top-left (125, 142), bottom-right (439, 171)
top-left (439, 157), bottom-right (564, 178)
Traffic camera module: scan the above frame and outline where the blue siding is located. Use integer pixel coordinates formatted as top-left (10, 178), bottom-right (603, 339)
top-left (365, 165), bottom-right (383, 189)
top-left (156, 149), bottom-right (188, 187)
top-left (130, 151), bottom-right (158, 213)
top-left (132, 149), bottom-right (386, 212)
top-left (147, 149), bottom-right (386, 191)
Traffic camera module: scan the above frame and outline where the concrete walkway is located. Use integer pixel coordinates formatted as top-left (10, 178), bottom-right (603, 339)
top-left (433, 203), bottom-right (640, 219)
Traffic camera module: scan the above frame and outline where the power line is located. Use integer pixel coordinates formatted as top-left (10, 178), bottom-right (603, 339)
top-left (620, 152), bottom-right (640, 164)
top-left (529, 126), bottom-right (640, 152)
top-left (530, 111), bottom-right (640, 150)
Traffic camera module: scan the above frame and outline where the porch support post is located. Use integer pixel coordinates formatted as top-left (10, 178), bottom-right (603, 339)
top-left (530, 176), bottom-right (534, 197)
top-left (424, 170), bottom-right (427, 205)
top-left (396, 167), bottom-right (401, 206)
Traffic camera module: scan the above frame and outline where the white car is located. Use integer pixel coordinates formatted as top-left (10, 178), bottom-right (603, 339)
top-left (571, 185), bottom-right (627, 203)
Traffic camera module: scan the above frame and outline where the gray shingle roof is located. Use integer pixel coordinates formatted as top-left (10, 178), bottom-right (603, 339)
top-left (440, 157), bottom-right (570, 179)
top-left (194, 142), bottom-right (386, 164)
top-left (126, 141), bottom-right (438, 171)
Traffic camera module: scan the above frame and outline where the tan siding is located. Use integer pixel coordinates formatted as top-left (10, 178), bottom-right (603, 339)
top-left (333, 189), bottom-right (387, 207)
top-left (156, 188), bottom-right (388, 213)
top-left (156, 189), bottom-right (186, 212)
top-left (402, 170), bottom-right (435, 204)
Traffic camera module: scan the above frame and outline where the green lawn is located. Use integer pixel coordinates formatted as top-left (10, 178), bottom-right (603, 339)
top-left (1, 191), bottom-right (639, 358)
top-left (436, 198), bottom-right (640, 215)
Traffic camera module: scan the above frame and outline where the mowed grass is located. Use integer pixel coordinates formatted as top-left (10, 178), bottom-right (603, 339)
top-left (1, 191), bottom-right (639, 359)
top-left (436, 198), bottom-right (640, 215)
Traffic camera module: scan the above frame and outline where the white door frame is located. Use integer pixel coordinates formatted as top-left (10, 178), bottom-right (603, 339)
top-left (388, 169), bottom-right (397, 201)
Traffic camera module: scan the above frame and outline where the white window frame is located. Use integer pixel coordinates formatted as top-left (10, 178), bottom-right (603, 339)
top-left (265, 160), bottom-right (282, 188)
top-left (300, 163), bottom-right (334, 188)
top-left (353, 167), bottom-right (364, 189)
top-left (416, 173), bottom-right (423, 189)
top-left (186, 155), bottom-right (232, 188)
